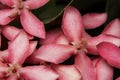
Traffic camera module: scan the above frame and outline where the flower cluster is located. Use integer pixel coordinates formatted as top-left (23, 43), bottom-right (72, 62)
top-left (0, 0), bottom-right (120, 80)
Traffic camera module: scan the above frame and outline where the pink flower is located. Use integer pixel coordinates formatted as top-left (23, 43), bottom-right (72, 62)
top-left (52, 64), bottom-right (81, 80)
top-left (97, 42), bottom-right (120, 69)
top-left (34, 6), bottom-right (120, 64)
top-left (0, 30), bottom-right (58, 80)
top-left (92, 58), bottom-right (113, 80)
top-left (0, 0), bottom-right (49, 38)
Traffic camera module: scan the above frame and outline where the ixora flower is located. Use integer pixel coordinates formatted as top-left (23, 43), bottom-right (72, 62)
top-left (0, 0), bottom-right (49, 38)
top-left (24, 6), bottom-right (120, 80)
top-left (32, 6), bottom-right (120, 64)
top-left (0, 30), bottom-right (58, 80)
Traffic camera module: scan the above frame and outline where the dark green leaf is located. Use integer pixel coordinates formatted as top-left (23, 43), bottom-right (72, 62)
top-left (33, 0), bottom-right (73, 24)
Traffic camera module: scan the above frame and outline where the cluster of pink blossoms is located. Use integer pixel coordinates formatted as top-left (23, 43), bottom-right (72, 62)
top-left (0, 0), bottom-right (120, 80)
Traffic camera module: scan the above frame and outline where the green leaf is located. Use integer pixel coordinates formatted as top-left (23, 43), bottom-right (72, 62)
top-left (33, 0), bottom-right (73, 24)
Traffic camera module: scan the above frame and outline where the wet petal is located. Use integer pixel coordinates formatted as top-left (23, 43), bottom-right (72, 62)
top-left (62, 6), bottom-right (83, 43)
top-left (83, 13), bottom-right (107, 29)
top-left (53, 65), bottom-right (81, 80)
top-left (20, 9), bottom-right (45, 38)
top-left (18, 65), bottom-right (58, 80)
top-left (36, 44), bottom-right (75, 64)
top-left (75, 51), bottom-right (96, 80)
top-left (8, 30), bottom-right (29, 65)
top-left (24, 0), bottom-right (49, 9)
top-left (97, 42), bottom-right (120, 68)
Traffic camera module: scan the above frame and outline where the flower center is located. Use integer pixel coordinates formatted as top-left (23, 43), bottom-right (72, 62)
top-left (71, 38), bottom-right (87, 51)
top-left (9, 0), bottom-right (24, 18)
top-left (6, 64), bottom-right (21, 78)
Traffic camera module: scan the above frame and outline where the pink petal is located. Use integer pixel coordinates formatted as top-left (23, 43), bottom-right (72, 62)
top-left (102, 18), bottom-right (120, 37)
top-left (53, 65), bottom-right (81, 80)
top-left (24, 0), bottom-right (49, 9)
top-left (91, 57), bottom-right (101, 67)
top-left (26, 41), bottom-right (37, 56)
top-left (8, 30), bottom-right (29, 65)
top-left (75, 51), bottom-right (96, 80)
top-left (83, 13), bottom-right (107, 29)
top-left (0, 3), bottom-right (8, 9)
top-left (25, 50), bottom-right (42, 64)
top-left (0, 9), bottom-right (17, 25)
top-left (36, 44), bottom-right (75, 64)
top-left (0, 61), bottom-right (8, 78)
top-left (62, 6), bottom-right (83, 43)
top-left (116, 77), bottom-right (120, 80)
top-left (39, 28), bottom-right (63, 45)
top-left (0, 50), bottom-right (9, 62)
top-left (55, 34), bottom-right (69, 45)
top-left (20, 9), bottom-right (45, 38)
top-left (2, 26), bottom-right (20, 41)
top-left (82, 30), bottom-right (92, 39)
top-left (96, 59), bottom-right (113, 80)
top-left (0, 33), bottom-right (1, 48)
top-left (87, 34), bottom-right (120, 55)
top-left (6, 74), bottom-right (18, 80)
top-left (97, 42), bottom-right (120, 68)
top-left (0, 0), bottom-right (14, 7)
top-left (18, 65), bottom-right (58, 80)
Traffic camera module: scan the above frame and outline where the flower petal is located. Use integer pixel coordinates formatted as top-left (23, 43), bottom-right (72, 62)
top-left (8, 30), bottom-right (29, 65)
top-left (55, 34), bottom-right (69, 45)
top-left (0, 33), bottom-right (1, 48)
top-left (102, 18), bottom-right (120, 37)
top-left (0, 61), bottom-right (8, 78)
top-left (25, 50), bottom-right (42, 64)
top-left (26, 41), bottom-right (37, 57)
top-left (36, 44), bottom-right (75, 64)
top-left (0, 0), bottom-right (14, 7)
top-left (116, 77), bottom-right (120, 80)
top-left (53, 65), bottom-right (81, 80)
top-left (96, 59), bottom-right (113, 80)
top-left (24, 0), bottom-right (49, 9)
top-left (83, 13), bottom-right (107, 29)
top-left (0, 50), bottom-right (9, 62)
top-left (39, 28), bottom-right (63, 45)
top-left (0, 9), bottom-right (17, 25)
top-left (6, 74), bottom-right (18, 80)
top-left (20, 9), bottom-right (45, 38)
top-left (82, 30), bottom-right (92, 39)
top-left (97, 42), bottom-right (120, 68)
top-left (87, 34), bottom-right (120, 55)
top-left (18, 65), bottom-right (58, 80)
top-left (62, 6), bottom-right (83, 43)
top-left (2, 26), bottom-right (20, 41)
top-left (75, 51), bottom-right (96, 80)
